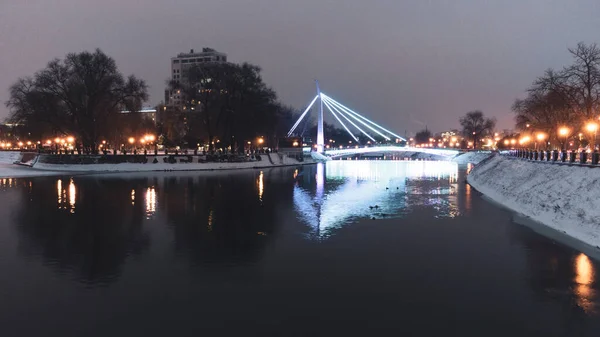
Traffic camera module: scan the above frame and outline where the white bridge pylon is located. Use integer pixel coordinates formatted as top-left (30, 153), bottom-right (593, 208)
top-left (287, 82), bottom-right (406, 153)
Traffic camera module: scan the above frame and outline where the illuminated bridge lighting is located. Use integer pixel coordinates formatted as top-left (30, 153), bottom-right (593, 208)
top-left (322, 95), bottom-right (393, 141)
top-left (294, 161), bottom-right (459, 238)
top-left (287, 83), bottom-right (406, 154)
top-left (321, 98), bottom-right (361, 142)
top-left (321, 93), bottom-right (405, 141)
top-left (287, 94), bottom-right (319, 137)
top-left (325, 146), bottom-right (459, 158)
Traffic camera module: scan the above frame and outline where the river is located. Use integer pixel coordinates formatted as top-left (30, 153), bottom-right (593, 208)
top-left (0, 161), bottom-right (598, 336)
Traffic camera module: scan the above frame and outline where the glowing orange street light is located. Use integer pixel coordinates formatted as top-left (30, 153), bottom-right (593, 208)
top-left (66, 136), bottom-right (74, 143)
top-left (54, 137), bottom-right (60, 144)
top-left (586, 122), bottom-right (598, 149)
top-left (258, 138), bottom-right (264, 145)
top-left (535, 133), bottom-right (546, 150)
top-left (46, 140), bottom-right (52, 145)
top-left (558, 127), bottom-right (569, 136)
top-left (128, 137), bottom-right (135, 144)
top-left (558, 127), bottom-right (570, 150)
top-left (586, 122), bottom-right (598, 133)
top-left (140, 139), bottom-right (146, 144)
top-left (503, 140), bottom-right (509, 145)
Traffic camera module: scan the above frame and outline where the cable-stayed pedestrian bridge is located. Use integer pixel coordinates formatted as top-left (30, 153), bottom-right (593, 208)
top-left (288, 82), bottom-right (459, 159)
top-left (324, 146), bottom-right (459, 158)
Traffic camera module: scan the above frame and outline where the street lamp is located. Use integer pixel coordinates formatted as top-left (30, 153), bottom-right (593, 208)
top-left (586, 122), bottom-right (598, 150)
top-left (536, 133), bottom-right (546, 150)
top-left (558, 127), bottom-right (570, 150)
top-left (128, 137), bottom-right (135, 144)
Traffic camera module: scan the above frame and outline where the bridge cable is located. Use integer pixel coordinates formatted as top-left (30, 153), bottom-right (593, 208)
top-left (321, 93), bottom-right (405, 141)
top-left (321, 95), bottom-right (384, 141)
top-left (322, 97), bottom-right (376, 142)
top-left (287, 95), bottom-right (319, 137)
top-left (321, 98), bottom-right (359, 142)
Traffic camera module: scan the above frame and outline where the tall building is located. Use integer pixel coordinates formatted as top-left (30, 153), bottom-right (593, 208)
top-left (165, 48), bottom-right (228, 107)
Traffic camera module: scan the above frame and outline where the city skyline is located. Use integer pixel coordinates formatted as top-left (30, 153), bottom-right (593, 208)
top-left (2, 0), bottom-right (600, 134)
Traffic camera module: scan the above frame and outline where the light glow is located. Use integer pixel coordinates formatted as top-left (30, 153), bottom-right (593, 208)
top-left (321, 93), bottom-right (405, 141)
top-left (287, 95), bottom-right (319, 136)
top-left (322, 95), bottom-right (392, 141)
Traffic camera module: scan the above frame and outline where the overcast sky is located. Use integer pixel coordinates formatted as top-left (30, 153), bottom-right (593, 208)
top-left (1, 0), bottom-right (600, 135)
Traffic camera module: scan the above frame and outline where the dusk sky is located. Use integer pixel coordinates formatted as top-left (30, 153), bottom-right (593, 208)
top-left (2, 0), bottom-right (600, 135)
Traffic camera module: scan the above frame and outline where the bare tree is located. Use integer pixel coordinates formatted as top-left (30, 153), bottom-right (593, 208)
top-left (5, 49), bottom-right (148, 152)
top-left (414, 128), bottom-right (432, 144)
top-left (459, 111), bottom-right (496, 149)
top-left (564, 42), bottom-right (600, 120)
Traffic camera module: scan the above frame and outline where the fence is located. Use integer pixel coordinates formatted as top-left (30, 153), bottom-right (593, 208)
top-left (504, 149), bottom-right (600, 167)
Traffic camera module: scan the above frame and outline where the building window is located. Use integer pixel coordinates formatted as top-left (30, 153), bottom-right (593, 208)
top-left (182, 59), bottom-right (189, 64)
top-left (173, 60), bottom-right (180, 64)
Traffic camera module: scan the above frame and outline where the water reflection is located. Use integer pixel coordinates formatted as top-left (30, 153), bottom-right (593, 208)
top-left (294, 161), bottom-right (460, 238)
top-left (258, 171), bottom-right (264, 202)
top-left (508, 222), bottom-right (600, 320)
top-left (13, 176), bottom-right (150, 286)
top-left (56, 178), bottom-right (77, 213)
top-left (145, 187), bottom-right (156, 219)
top-left (575, 253), bottom-right (596, 313)
top-left (68, 179), bottom-right (76, 213)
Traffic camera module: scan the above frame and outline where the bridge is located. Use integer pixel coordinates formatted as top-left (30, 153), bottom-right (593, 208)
top-left (324, 146), bottom-right (458, 158)
top-left (287, 81), bottom-right (458, 158)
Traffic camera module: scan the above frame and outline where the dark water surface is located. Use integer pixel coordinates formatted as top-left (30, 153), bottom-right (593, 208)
top-left (1, 161), bottom-right (599, 336)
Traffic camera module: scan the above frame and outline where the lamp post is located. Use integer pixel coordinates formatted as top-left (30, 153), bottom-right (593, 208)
top-left (536, 133), bottom-right (546, 150)
top-left (586, 122), bottom-right (598, 150)
top-left (558, 127), bottom-right (569, 151)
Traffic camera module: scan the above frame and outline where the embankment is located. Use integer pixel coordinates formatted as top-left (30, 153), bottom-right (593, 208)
top-left (467, 155), bottom-right (600, 248)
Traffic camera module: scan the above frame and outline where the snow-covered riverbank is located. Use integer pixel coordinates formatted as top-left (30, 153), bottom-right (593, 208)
top-left (452, 151), bottom-right (493, 165)
top-left (467, 155), bottom-right (600, 248)
top-left (0, 151), bottom-right (314, 178)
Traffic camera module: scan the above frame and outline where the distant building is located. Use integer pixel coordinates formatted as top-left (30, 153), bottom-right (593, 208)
top-left (165, 48), bottom-right (228, 107)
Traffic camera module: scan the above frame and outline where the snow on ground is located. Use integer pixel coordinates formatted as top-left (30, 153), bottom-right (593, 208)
top-left (0, 153), bottom-right (311, 178)
top-left (452, 151), bottom-right (493, 165)
top-left (397, 152), bottom-right (450, 161)
top-left (0, 164), bottom-right (65, 178)
top-left (0, 151), bottom-right (22, 164)
top-left (467, 155), bottom-right (600, 248)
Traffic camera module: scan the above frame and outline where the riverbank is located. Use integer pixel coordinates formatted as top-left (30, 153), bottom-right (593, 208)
top-left (452, 151), bottom-right (493, 165)
top-left (467, 155), bottom-right (600, 248)
top-left (0, 151), bottom-right (314, 178)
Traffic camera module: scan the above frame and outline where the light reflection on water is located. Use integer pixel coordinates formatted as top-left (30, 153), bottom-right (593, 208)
top-left (294, 161), bottom-right (460, 238)
top-left (56, 178), bottom-right (76, 213)
top-left (575, 253), bottom-right (596, 313)
top-left (145, 187), bottom-right (156, 219)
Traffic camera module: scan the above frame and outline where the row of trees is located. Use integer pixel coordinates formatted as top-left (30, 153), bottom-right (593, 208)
top-left (5, 49), bottom-right (148, 152)
top-left (513, 42), bottom-right (600, 149)
top-left (4, 49), bottom-right (302, 152)
top-left (414, 110), bottom-right (496, 149)
top-left (164, 62), bottom-right (298, 149)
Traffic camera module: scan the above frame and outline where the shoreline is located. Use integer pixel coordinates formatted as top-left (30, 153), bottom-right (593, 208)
top-left (0, 151), bottom-right (317, 178)
top-left (467, 155), bottom-right (600, 250)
